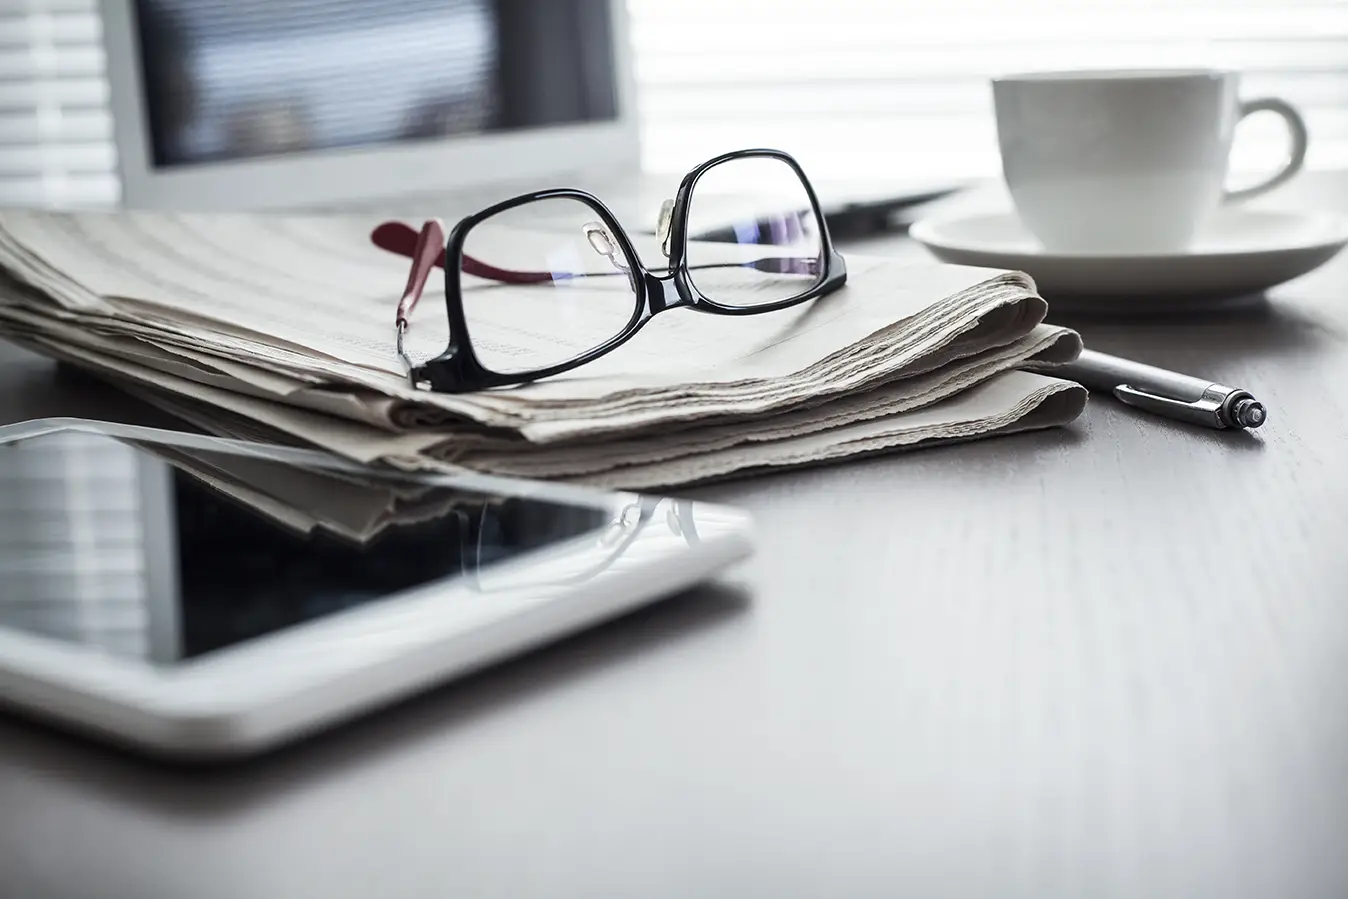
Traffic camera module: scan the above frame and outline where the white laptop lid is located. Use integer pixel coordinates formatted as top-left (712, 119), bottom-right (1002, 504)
top-left (103, 0), bottom-right (641, 211)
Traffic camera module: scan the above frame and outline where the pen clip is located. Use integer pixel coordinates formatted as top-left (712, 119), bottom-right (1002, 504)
top-left (1114, 384), bottom-right (1227, 428)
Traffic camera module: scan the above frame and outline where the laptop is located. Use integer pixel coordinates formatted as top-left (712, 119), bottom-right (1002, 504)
top-left (101, 0), bottom-right (958, 230)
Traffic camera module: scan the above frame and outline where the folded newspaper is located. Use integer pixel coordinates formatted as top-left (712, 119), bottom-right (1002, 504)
top-left (0, 210), bottom-right (1086, 488)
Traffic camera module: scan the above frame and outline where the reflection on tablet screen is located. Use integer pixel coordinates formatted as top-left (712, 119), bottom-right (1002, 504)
top-left (0, 431), bottom-right (617, 664)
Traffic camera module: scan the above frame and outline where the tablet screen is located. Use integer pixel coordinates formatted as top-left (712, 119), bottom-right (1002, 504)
top-left (0, 430), bottom-right (620, 664)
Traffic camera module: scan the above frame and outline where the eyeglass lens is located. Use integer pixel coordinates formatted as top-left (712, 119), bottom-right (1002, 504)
top-left (684, 156), bottom-right (824, 308)
top-left (458, 196), bottom-right (641, 375)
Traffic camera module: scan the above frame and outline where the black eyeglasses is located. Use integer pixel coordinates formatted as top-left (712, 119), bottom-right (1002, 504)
top-left (371, 148), bottom-right (847, 393)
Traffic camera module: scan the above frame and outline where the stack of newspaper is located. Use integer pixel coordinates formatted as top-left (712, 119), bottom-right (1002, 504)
top-left (0, 210), bottom-right (1086, 488)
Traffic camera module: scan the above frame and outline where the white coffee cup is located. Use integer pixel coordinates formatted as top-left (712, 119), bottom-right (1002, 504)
top-left (992, 69), bottom-right (1308, 254)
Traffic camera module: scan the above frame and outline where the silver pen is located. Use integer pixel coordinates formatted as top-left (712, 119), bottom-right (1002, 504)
top-left (1055, 348), bottom-right (1268, 430)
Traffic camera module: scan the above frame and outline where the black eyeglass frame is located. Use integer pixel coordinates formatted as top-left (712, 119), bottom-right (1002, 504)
top-left (406, 148), bottom-right (848, 393)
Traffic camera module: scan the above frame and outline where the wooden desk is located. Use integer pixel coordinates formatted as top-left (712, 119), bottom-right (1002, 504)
top-left (2, 174), bottom-right (1347, 899)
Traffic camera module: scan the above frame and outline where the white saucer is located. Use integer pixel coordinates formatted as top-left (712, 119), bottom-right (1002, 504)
top-left (909, 207), bottom-right (1348, 314)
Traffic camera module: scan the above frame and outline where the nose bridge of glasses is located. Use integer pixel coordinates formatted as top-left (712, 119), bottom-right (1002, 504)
top-left (643, 270), bottom-right (685, 314)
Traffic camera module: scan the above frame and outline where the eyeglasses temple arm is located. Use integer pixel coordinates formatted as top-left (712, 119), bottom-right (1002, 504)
top-left (375, 221), bottom-right (553, 285)
top-left (396, 219), bottom-right (446, 330)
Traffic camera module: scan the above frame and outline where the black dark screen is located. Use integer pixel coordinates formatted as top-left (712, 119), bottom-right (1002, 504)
top-left (0, 432), bottom-right (614, 663)
top-left (133, 0), bottom-right (620, 169)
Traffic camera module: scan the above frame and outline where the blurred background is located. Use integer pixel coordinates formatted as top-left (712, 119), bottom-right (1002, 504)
top-left (1, 0), bottom-right (1345, 209)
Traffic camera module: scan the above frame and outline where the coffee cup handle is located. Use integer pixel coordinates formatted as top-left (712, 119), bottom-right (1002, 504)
top-left (1223, 97), bottom-right (1308, 203)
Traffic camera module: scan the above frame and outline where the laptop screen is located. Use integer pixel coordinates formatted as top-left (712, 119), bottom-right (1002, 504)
top-left (133, 0), bottom-right (620, 170)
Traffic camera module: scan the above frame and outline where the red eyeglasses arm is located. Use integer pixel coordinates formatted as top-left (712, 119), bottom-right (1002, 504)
top-left (373, 221), bottom-right (555, 285)
top-left (394, 219), bottom-right (445, 330)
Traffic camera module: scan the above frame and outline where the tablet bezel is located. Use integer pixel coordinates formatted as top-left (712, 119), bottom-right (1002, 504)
top-left (0, 419), bottom-right (753, 759)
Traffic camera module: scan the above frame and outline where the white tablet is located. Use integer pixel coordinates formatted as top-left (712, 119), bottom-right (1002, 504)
top-left (0, 419), bottom-right (753, 760)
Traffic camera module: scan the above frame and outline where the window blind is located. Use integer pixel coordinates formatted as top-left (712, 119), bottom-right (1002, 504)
top-left (1, 2), bottom-right (1342, 206)
top-left (628, 0), bottom-right (1348, 181)
top-left (0, 0), bottom-right (117, 207)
